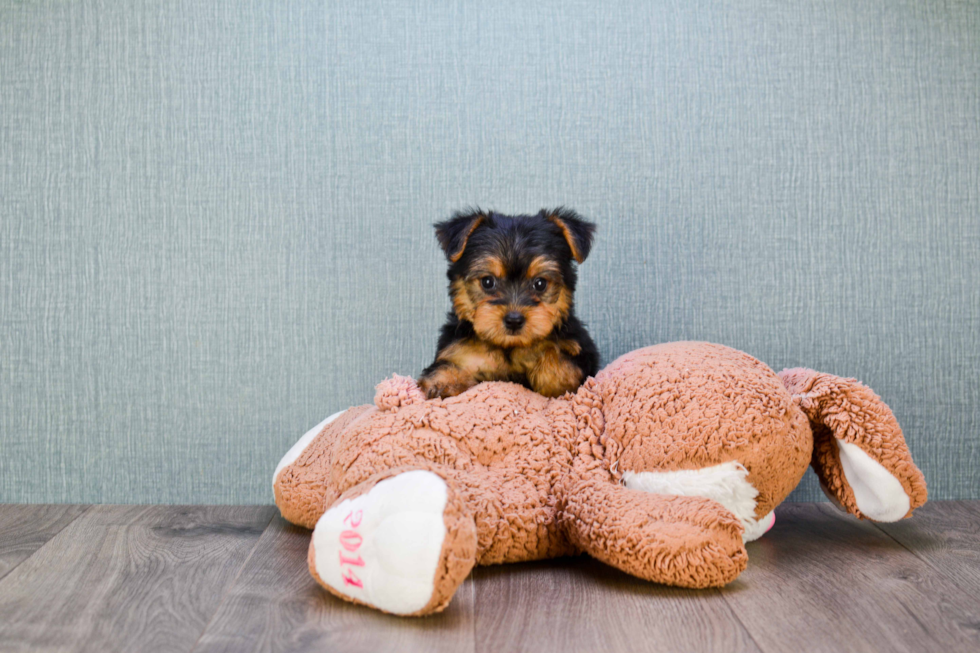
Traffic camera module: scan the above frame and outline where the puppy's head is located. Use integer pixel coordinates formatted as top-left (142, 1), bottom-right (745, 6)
top-left (434, 208), bottom-right (595, 348)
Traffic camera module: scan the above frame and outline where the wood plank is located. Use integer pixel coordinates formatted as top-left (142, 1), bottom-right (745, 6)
top-left (0, 504), bottom-right (89, 581)
top-left (193, 515), bottom-right (476, 653)
top-left (873, 500), bottom-right (980, 597)
top-left (0, 505), bottom-right (275, 653)
top-left (721, 503), bottom-right (980, 653)
top-left (473, 555), bottom-right (760, 653)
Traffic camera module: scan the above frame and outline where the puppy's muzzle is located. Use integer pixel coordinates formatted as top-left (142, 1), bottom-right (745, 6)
top-left (503, 311), bottom-right (526, 332)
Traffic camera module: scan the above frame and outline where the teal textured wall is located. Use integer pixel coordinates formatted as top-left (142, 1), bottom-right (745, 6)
top-left (1, 0), bottom-right (978, 504)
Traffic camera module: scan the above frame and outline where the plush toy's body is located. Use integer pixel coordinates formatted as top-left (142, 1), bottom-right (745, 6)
top-left (273, 342), bottom-right (926, 616)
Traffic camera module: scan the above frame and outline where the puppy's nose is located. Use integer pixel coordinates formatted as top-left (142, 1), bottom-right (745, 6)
top-left (503, 311), bottom-right (526, 331)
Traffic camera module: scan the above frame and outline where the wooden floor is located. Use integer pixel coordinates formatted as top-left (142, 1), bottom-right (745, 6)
top-left (0, 502), bottom-right (978, 653)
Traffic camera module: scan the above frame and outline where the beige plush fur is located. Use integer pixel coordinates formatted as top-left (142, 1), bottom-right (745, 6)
top-left (274, 342), bottom-right (927, 616)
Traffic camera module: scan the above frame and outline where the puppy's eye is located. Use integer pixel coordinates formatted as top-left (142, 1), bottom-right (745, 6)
top-left (481, 276), bottom-right (496, 291)
top-left (533, 277), bottom-right (548, 292)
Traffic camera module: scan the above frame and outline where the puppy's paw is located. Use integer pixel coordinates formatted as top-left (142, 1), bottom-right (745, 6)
top-left (418, 367), bottom-right (477, 399)
top-left (512, 342), bottom-right (584, 398)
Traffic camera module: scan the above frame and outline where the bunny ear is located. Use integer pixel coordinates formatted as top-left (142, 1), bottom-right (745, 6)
top-left (779, 368), bottom-right (927, 522)
top-left (434, 210), bottom-right (486, 262)
top-left (545, 208), bottom-right (595, 264)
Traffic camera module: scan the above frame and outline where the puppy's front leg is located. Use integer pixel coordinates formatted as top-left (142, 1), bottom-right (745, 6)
top-left (512, 340), bottom-right (584, 398)
top-left (417, 362), bottom-right (478, 399)
top-left (418, 339), bottom-right (509, 399)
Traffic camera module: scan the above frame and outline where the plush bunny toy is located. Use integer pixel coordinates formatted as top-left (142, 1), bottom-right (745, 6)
top-left (273, 342), bottom-right (926, 616)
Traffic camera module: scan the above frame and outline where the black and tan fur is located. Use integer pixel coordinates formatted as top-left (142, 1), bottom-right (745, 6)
top-left (419, 208), bottom-right (599, 399)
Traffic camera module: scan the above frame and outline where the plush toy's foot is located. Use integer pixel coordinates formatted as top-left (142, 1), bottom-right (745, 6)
top-left (744, 510), bottom-right (775, 541)
top-left (308, 470), bottom-right (477, 616)
top-left (622, 461), bottom-right (777, 543)
top-left (561, 478), bottom-right (750, 588)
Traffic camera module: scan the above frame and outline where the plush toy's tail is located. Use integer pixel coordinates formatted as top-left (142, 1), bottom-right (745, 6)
top-left (778, 368), bottom-right (927, 522)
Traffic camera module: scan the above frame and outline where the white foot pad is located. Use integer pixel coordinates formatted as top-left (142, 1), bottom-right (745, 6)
top-left (312, 470), bottom-right (448, 615)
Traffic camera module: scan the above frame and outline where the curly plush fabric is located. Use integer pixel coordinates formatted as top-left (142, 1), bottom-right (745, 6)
top-left (779, 368), bottom-right (927, 520)
top-left (274, 341), bottom-right (926, 616)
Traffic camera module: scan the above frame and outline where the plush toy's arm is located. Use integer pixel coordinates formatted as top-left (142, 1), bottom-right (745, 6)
top-left (274, 378), bottom-right (427, 529)
top-left (779, 368), bottom-right (927, 522)
top-left (558, 476), bottom-right (748, 588)
top-left (274, 406), bottom-right (375, 529)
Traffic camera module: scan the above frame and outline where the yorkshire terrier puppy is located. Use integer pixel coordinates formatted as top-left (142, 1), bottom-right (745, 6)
top-left (418, 208), bottom-right (599, 399)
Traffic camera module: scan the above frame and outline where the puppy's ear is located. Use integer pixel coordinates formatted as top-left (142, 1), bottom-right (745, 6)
top-left (546, 208), bottom-right (596, 264)
top-left (434, 210), bottom-right (486, 262)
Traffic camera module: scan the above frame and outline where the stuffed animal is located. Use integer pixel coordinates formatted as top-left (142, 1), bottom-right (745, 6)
top-left (273, 342), bottom-right (926, 616)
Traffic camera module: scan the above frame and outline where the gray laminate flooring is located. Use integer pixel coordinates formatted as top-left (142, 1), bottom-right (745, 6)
top-left (0, 501), bottom-right (977, 653)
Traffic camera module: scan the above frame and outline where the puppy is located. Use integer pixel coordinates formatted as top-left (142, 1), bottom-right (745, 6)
top-left (418, 208), bottom-right (599, 399)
